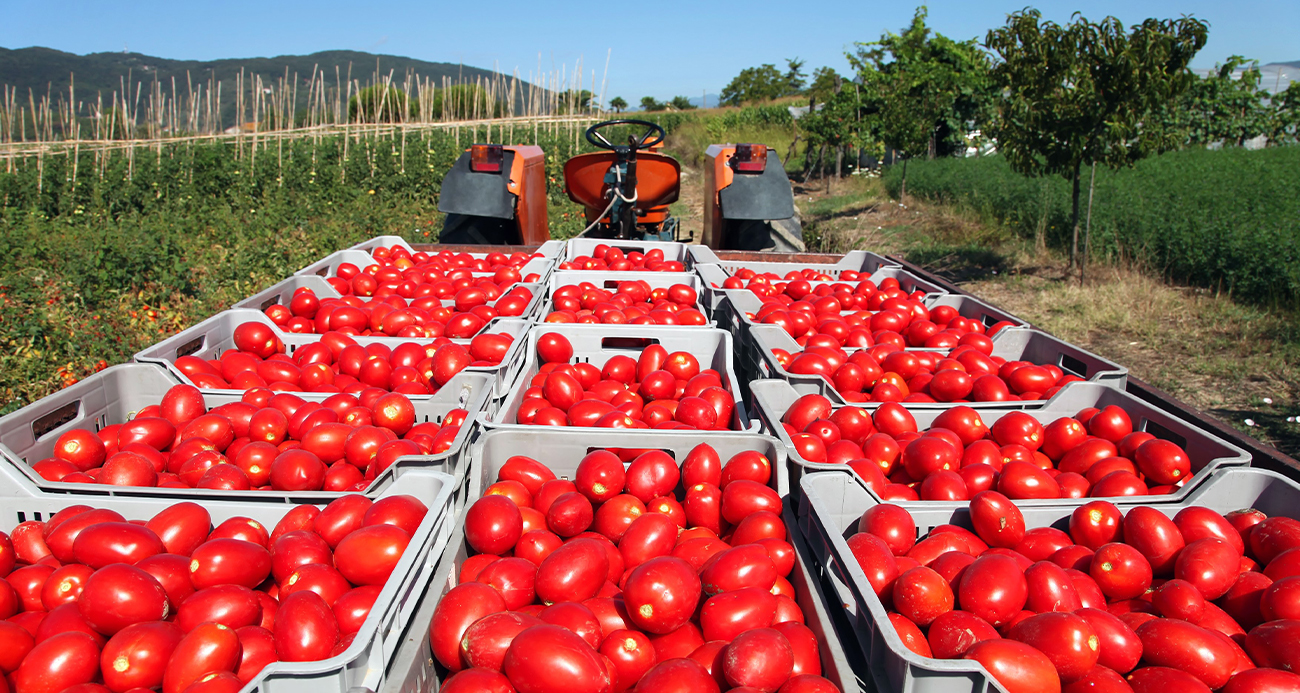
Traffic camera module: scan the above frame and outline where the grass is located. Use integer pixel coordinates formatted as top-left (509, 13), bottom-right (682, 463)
top-left (885, 149), bottom-right (1300, 306)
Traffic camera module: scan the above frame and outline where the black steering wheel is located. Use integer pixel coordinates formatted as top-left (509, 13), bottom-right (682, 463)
top-left (585, 119), bottom-right (666, 151)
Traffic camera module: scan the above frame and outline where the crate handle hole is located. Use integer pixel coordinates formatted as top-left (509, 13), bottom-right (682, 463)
top-left (315, 267), bottom-right (329, 277)
top-left (1142, 419), bottom-right (1187, 449)
top-left (175, 336), bottom-right (205, 359)
top-left (601, 337), bottom-right (660, 350)
top-left (1058, 354), bottom-right (1088, 378)
top-left (259, 297), bottom-right (280, 311)
top-left (33, 401), bottom-right (81, 440)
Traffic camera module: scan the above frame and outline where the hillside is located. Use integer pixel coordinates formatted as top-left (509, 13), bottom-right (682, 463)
top-left (0, 46), bottom-right (536, 120)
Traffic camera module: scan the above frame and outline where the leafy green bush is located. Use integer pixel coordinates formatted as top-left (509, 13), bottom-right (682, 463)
top-left (884, 148), bottom-right (1300, 305)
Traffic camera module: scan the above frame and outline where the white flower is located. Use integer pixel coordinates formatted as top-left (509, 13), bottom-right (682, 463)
top-left (1244, 419), bottom-right (1257, 427)
top-left (1263, 397), bottom-right (1274, 404)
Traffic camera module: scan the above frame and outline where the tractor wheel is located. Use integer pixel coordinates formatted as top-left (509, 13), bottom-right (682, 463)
top-left (439, 213), bottom-right (521, 245)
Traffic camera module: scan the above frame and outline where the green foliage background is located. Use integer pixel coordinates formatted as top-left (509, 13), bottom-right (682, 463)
top-left (884, 148), bottom-right (1300, 305)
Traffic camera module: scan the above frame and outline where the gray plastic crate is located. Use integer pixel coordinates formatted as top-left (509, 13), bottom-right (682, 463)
top-left (235, 277), bottom-right (549, 327)
top-left (0, 451), bottom-right (454, 693)
top-left (748, 325), bottom-right (1127, 407)
top-left (134, 308), bottom-right (529, 401)
top-left (481, 323), bottom-right (755, 433)
top-left (797, 466), bottom-right (1300, 693)
top-left (717, 291), bottom-right (1030, 371)
top-left (296, 249), bottom-right (554, 285)
top-left (697, 264), bottom-right (949, 317)
top-left (750, 378), bottom-right (1250, 508)
top-left (0, 363), bottom-right (487, 499)
top-left (561, 238), bottom-right (691, 268)
top-left (380, 424), bottom-right (817, 691)
top-left (541, 270), bottom-right (710, 323)
top-left (688, 247), bottom-right (899, 275)
top-left (381, 500), bottom-right (866, 693)
top-left (348, 235), bottom-right (418, 254)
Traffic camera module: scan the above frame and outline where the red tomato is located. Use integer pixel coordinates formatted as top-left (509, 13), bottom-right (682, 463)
top-left (1222, 668), bottom-right (1300, 693)
top-left (430, 582), bottom-right (508, 672)
top-left (465, 496), bottom-right (524, 556)
top-left (857, 504), bottom-right (916, 556)
top-left (958, 554), bottom-right (1028, 627)
top-left (1135, 618), bottom-right (1236, 689)
top-left (1068, 501), bottom-right (1124, 549)
top-left (1008, 612), bottom-right (1098, 682)
top-left (537, 334), bottom-right (574, 364)
top-left (963, 639), bottom-right (1061, 693)
top-left (442, 668), bottom-right (516, 693)
top-left (893, 566), bottom-right (954, 626)
top-left (334, 524), bottom-right (411, 586)
top-left (599, 629), bottom-right (656, 692)
top-left (273, 591), bottom-right (339, 662)
top-left (535, 538), bottom-right (609, 605)
top-left (1024, 561), bottom-right (1083, 613)
top-left (78, 564), bottom-right (170, 636)
top-left (1122, 507), bottom-right (1184, 576)
top-left (12, 631), bottom-right (102, 693)
top-left (1174, 538), bottom-right (1238, 600)
top-left (175, 584), bottom-right (261, 632)
top-left (100, 621), bottom-right (184, 693)
top-left (634, 658), bottom-right (720, 693)
top-left (969, 491), bottom-right (1026, 549)
top-left (722, 628), bottom-right (794, 692)
top-left (162, 623), bottom-right (242, 693)
top-left (700, 545), bottom-right (778, 596)
top-left (501, 624), bottom-right (610, 693)
top-left (1089, 543), bottom-right (1152, 600)
top-left (189, 538), bottom-right (272, 589)
top-left (927, 610), bottom-right (1000, 659)
top-left (846, 533), bottom-right (898, 599)
top-left (623, 557), bottom-right (701, 634)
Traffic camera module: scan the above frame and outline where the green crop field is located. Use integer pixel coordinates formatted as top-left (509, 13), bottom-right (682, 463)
top-left (884, 147), bottom-right (1300, 306)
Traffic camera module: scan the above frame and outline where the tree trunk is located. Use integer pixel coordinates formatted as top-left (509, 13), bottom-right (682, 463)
top-left (1082, 161), bottom-right (1097, 284)
top-left (900, 158), bottom-right (909, 201)
top-left (834, 146), bottom-right (842, 181)
top-left (1069, 161), bottom-right (1082, 271)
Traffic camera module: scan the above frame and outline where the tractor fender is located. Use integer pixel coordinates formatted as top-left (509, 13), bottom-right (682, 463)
top-left (718, 154), bottom-right (796, 221)
top-left (437, 149), bottom-right (517, 219)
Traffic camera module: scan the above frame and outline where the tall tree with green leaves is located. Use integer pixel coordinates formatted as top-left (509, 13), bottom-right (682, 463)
top-left (669, 96), bottom-right (697, 111)
top-left (986, 10), bottom-right (1208, 270)
top-left (640, 96), bottom-right (665, 112)
top-left (784, 58), bottom-right (808, 95)
top-left (1163, 57), bottom-right (1273, 146)
top-left (1272, 81), bottom-right (1300, 144)
top-left (608, 96), bottom-right (628, 113)
top-left (719, 64), bottom-right (786, 106)
top-left (849, 7), bottom-right (993, 196)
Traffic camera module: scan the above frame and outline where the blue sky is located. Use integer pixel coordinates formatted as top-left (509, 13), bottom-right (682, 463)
top-left (2, 0), bottom-right (1296, 102)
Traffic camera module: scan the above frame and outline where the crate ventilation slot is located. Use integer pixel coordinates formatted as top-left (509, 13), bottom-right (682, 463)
top-left (600, 337), bottom-right (660, 350)
top-left (1143, 419), bottom-right (1187, 449)
top-left (1058, 354), bottom-right (1088, 378)
top-left (33, 402), bottom-right (81, 440)
top-left (175, 336), bottom-right (205, 359)
top-left (259, 297), bottom-right (280, 311)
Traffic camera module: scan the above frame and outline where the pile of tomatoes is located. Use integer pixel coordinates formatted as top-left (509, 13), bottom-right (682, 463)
top-left (770, 331), bottom-right (1088, 404)
top-left (260, 283), bottom-right (536, 338)
top-left (542, 280), bottom-right (708, 326)
top-left (0, 492), bottom-right (426, 693)
top-left (777, 397), bottom-right (1194, 501)
top-left (733, 283), bottom-right (1017, 356)
top-left (845, 490), bottom-right (1300, 693)
top-left (430, 444), bottom-right (843, 693)
top-left (515, 333), bottom-right (739, 430)
top-left (168, 320), bottom-right (511, 395)
top-left (557, 246), bottom-right (687, 272)
top-left (36, 383), bottom-right (466, 491)
top-left (364, 245), bottom-right (544, 274)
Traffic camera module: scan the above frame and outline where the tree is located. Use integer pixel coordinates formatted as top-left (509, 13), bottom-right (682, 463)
top-left (669, 96), bottom-right (697, 111)
top-left (348, 85), bottom-right (418, 123)
top-left (1162, 57), bottom-right (1273, 147)
top-left (785, 58), bottom-right (808, 95)
top-left (1272, 81), bottom-right (1300, 145)
top-left (640, 96), bottom-right (665, 112)
top-left (609, 96), bottom-right (628, 113)
top-left (719, 64), bottom-right (786, 106)
top-left (849, 7), bottom-right (994, 194)
top-left (807, 67), bottom-right (842, 108)
top-left (986, 10), bottom-right (1208, 270)
top-left (558, 90), bottom-right (593, 114)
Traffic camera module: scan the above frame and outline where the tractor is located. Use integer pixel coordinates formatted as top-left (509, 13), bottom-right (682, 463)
top-left (437, 119), bottom-right (802, 250)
